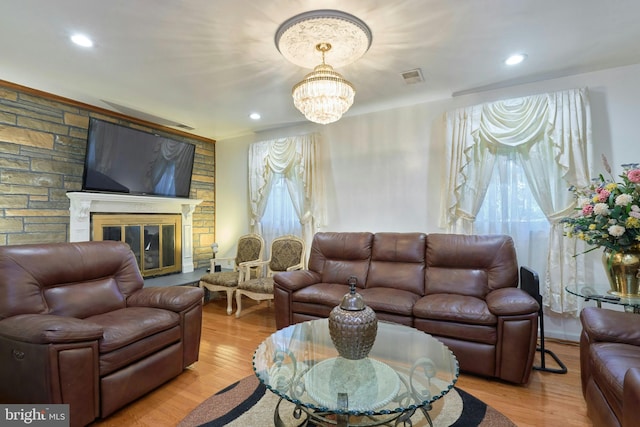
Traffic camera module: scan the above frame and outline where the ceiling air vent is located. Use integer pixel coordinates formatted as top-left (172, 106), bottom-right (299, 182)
top-left (400, 68), bottom-right (424, 85)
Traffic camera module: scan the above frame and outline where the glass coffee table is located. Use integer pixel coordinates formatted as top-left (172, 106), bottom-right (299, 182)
top-left (253, 318), bottom-right (459, 427)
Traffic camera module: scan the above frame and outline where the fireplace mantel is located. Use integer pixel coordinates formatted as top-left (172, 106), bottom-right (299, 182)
top-left (67, 192), bottom-right (203, 273)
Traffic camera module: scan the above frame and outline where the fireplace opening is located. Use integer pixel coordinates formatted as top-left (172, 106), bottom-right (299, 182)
top-left (92, 213), bottom-right (182, 278)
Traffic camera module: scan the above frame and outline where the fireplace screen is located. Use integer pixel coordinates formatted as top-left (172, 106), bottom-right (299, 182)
top-left (92, 214), bottom-right (182, 277)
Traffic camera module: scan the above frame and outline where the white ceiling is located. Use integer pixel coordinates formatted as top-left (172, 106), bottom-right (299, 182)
top-left (2, 0), bottom-right (640, 141)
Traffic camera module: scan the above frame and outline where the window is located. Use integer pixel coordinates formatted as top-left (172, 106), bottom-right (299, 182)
top-left (260, 173), bottom-right (302, 257)
top-left (248, 134), bottom-right (325, 258)
top-left (475, 152), bottom-right (549, 275)
top-left (442, 88), bottom-right (591, 314)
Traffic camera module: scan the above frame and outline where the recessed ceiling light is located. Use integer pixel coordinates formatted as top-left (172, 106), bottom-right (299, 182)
top-left (249, 113), bottom-right (261, 120)
top-left (71, 34), bottom-right (93, 48)
top-left (505, 53), bottom-right (527, 66)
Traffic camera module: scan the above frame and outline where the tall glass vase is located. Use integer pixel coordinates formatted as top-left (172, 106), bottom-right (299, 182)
top-left (602, 245), bottom-right (640, 297)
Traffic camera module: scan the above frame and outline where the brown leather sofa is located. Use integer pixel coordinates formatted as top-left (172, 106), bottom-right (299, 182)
top-left (274, 232), bottom-right (540, 384)
top-left (580, 307), bottom-right (640, 427)
top-left (0, 241), bottom-right (204, 427)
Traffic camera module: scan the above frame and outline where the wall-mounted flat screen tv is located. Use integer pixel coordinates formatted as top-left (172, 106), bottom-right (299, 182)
top-left (82, 118), bottom-right (196, 198)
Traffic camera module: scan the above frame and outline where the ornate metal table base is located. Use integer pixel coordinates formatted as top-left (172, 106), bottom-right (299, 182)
top-left (274, 397), bottom-right (431, 427)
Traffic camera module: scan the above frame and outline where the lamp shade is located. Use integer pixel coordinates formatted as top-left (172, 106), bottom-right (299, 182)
top-left (292, 63), bottom-right (355, 125)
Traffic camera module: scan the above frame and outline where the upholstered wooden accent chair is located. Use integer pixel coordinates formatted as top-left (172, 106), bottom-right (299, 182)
top-left (199, 233), bottom-right (264, 314)
top-left (235, 235), bottom-right (305, 318)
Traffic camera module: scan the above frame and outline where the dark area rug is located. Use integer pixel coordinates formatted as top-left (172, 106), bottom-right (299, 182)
top-left (178, 375), bottom-right (516, 427)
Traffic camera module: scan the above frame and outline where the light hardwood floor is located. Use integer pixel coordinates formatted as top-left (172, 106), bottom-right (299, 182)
top-left (92, 298), bottom-right (592, 426)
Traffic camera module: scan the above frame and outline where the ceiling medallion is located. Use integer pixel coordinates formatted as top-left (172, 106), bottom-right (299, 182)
top-left (275, 10), bottom-right (372, 124)
top-left (275, 10), bottom-right (372, 69)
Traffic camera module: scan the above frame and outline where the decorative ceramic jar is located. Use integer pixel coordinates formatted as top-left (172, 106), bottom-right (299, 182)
top-left (328, 276), bottom-right (378, 360)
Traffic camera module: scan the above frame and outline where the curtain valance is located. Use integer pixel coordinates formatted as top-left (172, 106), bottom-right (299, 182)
top-left (476, 95), bottom-right (549, 148)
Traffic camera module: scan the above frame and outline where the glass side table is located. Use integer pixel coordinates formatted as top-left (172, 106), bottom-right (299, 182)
top-left (566, 286), bottom-right (640, 313)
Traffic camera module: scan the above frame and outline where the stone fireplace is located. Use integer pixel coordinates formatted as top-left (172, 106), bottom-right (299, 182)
top-left (67, 192), bottom-right (202, 274)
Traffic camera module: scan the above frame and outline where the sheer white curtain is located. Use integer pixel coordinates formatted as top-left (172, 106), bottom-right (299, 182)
top-left (441, 88), bottom-right (592, 314)
top-left (260, 173), bottom-right (302, 258)
top-left (248, 133), bottom-right (326, 257)
top-left (475, 152), bottom-right (550, 278)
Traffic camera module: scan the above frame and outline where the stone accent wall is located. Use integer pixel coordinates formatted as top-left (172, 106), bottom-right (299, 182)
top-left (0, 82), bottom-right (216, 269)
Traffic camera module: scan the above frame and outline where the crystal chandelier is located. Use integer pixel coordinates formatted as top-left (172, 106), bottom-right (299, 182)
top-left (275, 10), bottom-right (372, 125)
top-left (292, 43), bottom-right (355, 124)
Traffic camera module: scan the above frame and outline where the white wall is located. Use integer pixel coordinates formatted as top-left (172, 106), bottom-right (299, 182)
top-left (216, 63), bottom-right (640, 341)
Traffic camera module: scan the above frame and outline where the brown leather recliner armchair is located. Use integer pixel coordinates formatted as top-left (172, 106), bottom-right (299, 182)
top-left (0, 241), bottom-right (204, 427)
top-left (580, 307), bottom-right (640, 427)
